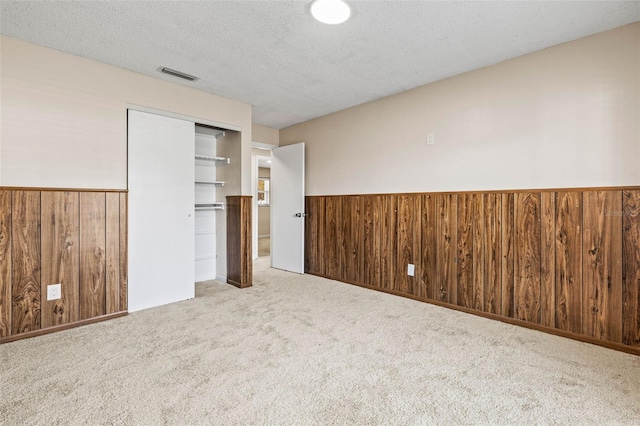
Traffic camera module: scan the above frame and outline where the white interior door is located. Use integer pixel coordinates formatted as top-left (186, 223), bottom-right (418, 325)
top-left (271, 143), bottom-right (305, 273)
top-left (128, 110), bottom-right (195, 312)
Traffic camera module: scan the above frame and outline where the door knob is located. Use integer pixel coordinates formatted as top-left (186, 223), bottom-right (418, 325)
top-left (295, 213), bottom-right (307, 217)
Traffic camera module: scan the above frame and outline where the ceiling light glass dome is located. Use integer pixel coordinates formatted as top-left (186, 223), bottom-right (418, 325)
top-left (311, 0), bottom-right (351, 25)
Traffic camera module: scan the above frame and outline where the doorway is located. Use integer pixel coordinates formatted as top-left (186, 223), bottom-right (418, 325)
top-left (251, 141), bottom-right (306, 274)
top-left (256, 154), bottom-right (271, 258)
top-left (252, 144), bottom-right (275, 260)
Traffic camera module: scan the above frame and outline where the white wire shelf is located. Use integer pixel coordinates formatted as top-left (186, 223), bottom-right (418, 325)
top-left (195, 181), bottom-right (225, 186)
top-left (195, 203), bottom-right (225, 211)
top-left (195, 155), bottom-right (230, 164)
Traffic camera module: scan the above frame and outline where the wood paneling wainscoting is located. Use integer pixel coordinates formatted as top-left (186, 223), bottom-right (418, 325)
top-left (0, 188), bottom-right (127, 344)
top-left (305, 187), bottom-right (640, 355)
top-left (226, 196), bottom-right (252, 288)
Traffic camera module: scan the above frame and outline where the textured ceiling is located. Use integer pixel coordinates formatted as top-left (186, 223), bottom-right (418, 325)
top-left (1, 1), bottom-right (639, 129)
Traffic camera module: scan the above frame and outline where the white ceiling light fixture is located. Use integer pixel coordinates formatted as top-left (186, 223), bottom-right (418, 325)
top-left (310, 0), bottom-right (351, 25)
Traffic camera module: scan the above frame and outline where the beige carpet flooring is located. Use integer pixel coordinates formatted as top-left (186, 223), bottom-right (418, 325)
top-left (2, 258), bottom-right (640, 425)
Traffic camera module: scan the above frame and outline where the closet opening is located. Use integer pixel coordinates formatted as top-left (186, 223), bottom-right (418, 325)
top-left (194, 124), bottom-right (242, 284)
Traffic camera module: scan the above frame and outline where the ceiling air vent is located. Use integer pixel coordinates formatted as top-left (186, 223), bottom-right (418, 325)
top-left (158, 66), bottom-right (199, 82)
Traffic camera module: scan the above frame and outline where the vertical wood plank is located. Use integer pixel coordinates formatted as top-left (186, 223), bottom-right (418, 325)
top-left (501, 193), bottom-right (515, 317)
top-left (472, 194), bottom-right (485, 311)
top-left (484, 193), bottom-right (501, 314)
top-left (305, 197), bottom-right (316, 274)
top-left (119, 193), bottom-right (128, 312)
top-left (396, 195), bottom-right (420, 296)
top-left (325, 196), bottom-right (342, 279)
top-left (41, 192), bottom-right (80, 328)
top-left (305, 197), bottom-right (325, 276)
top-left (105, 193), bottom-right (120, 314)
top-left (356, 196), bottom-right (365, 285)
top-left (343, 196), bottom-right (363, 284)
top-left (514, 192), bottom-right (541, 324)
top-left (435, 194), bottom-right (457, 304)
top-left (622, 190), bottom-right (640, 346)
top-left (0, 191), bottom-right (12, 337)
top-left (380, 195), bottom-right (397, 291)
top-left (363, 196), bottom-right (381, 288)
top-left (421, 194), bottom-right (436, 300)
top-left (540, 192), bottom-right (556, 328)
top-left (304, 197), bottom-right (313, 274)
top-left (79, 192), bottom-right (106, 320)
top-left (339, 197), bottom-right (350, 282)
top-left (583, 191), bottom-right (623, 342)
top-left (457, 193), bottom-right (473, 308)
top-left (11, 191), bottom-right (41, 334)
top-left (241, 197), bottom-right (253, 287)
top-left (318, 198), bottom-right (326, 277)
top-left (555, 192), bottom-right (583, 333)
top-left (226, 197), bottom-right (241, 285)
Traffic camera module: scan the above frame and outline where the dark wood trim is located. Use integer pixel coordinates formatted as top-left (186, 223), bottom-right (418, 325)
top-left (309, 272), bottom-right (640, 357)
top-left (305, 185), bottom-right (640, 198)
top-left (0, 187), bottom-right (127, 193)
top-left (0, 311), bottom-right (127, 344)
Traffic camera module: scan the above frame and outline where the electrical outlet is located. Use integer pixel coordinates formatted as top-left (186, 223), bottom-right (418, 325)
top-left (47, 284), bottom-right (61, 301)
top-left (426, 133), bottom-right (435, 145)
top-left (407, 264), bottom-right (415, 276)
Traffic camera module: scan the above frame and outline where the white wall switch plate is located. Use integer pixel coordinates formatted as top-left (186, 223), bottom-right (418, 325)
top-left (47, 284), bottom-right (61, 301)
top-left (407, 264), bottom-right (415, 276)
top-left (426, 133), bottom-right (435, 145)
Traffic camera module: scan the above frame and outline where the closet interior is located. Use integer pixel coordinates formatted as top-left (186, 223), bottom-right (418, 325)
top-left (194, 125), bottom-right (229, 282)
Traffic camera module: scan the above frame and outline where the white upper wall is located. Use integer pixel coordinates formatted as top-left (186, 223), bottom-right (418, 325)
top-left (280, 23), bottom-right (640, 196)
top-left (0, 35), bottom-right (252, 192)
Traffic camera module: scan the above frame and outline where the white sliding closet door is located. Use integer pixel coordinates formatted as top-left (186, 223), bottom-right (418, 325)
top-left (128, 110), bottom-right (195, 312)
